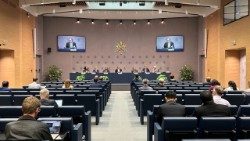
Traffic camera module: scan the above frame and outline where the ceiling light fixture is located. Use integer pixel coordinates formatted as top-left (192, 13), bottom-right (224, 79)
top-left (91, 20), bottom-right (95, 24)
top-left (139, 2), bottom-right (145, 6)
top-left (159, 9), bottom-right (162, 14)
top-left (196, 0), bottom-right (200, 5)
top-left (72, 0), bottom-right (76, 5)
top-left (133, 21), bottom-right (136, 25)
top-left (76, 18), bottom-right (80, 24)
top-left (161, 19), bottom-right (164, 24)
top-left (106, 20), bottom-right (109, 25)
top-left (53, 9), bottom-right (56, 14)
top-left (164, 0), bottom-right (168, 5)
top-left (27, 12), bottom-right (30, 18)
top-left (185, 10), bottom-right (188, 15)
top-left (147, 20), bottom-right (150, 25)
top-left (120, 20), bottom-right (123, 25)
top-left (99, 2), bottom-right (105, 6)
top-left (79, 9), bottom-right (83, 14)
top-left (41, 0), bottom-right (44, 5)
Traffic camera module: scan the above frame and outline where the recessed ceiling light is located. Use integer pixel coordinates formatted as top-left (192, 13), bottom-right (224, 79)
top-left (106, 20), bottom-right (109, 25)
top-left (161, 19), bottom-right (164, 24)
top-left (72, 0), bottom-right (76, 5)
top-left (133, 21), bottom-right (136, 25)
top-left (79, 9), bottom-right (83, 14)
top-left (91, 20), bottom-right (95, 24)
top-left (120, 20), bottom-right (123, 25)
top-left (147, 20), bottom-right (150, 25)
top-left (159, 9), bottom-right (162, 14)
top-left (76, 18), bottom-right (80, 24)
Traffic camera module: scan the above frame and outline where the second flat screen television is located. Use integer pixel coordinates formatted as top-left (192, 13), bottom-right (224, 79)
top-left (57, 35), bottom-right (86, 52)
top-left (156, 35), bottom-right (184, 52)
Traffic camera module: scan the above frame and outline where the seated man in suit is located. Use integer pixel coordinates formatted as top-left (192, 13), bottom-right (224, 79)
top-left (139, 79), bottom-right (153, 90)
top-left (5, 96), bottom-right (53, 141)
top-left (195, 90), bottom-right (230, 118)
top-left (40, 88), bottom-right (58, 107)
top-left (89, 76), bottom-right (102, 87)
top-left (156, 91), bottom-right (185, 123)
top-left (0, 81), bottom-right (11, 91)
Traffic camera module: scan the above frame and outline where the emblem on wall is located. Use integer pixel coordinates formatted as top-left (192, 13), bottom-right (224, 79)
top-left (115, 41), bottom-right (127, 55)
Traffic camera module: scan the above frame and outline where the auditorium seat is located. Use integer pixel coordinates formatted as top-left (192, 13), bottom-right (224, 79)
top-left (237, 105), bottom-right (250, 117)
top-left (0, 106), bottom-right (22, 118)
top-left (13, 95), bottom-right (32, 105)
top-left (222, 94), bottom-right (245, 106)
top-left (237, 117), bottom-right (250, 139)
top-left (0, 118), bottom-right (18, 140)
top-left (55, 94), bottom-right (76, 105)
top-left (184, 94), bottom-right (202, 105)
top-left (199, 117), bottom-right (236, 139)
top-left (0, 95), bottom-right (12, 106)
top-left (38, 106), bottom-right (56, 117)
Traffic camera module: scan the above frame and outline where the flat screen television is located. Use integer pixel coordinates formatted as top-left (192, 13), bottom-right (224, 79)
top-left (156, 35), bottom-right (184, 52)
top-left (57, 35), bottom-right (86, 52)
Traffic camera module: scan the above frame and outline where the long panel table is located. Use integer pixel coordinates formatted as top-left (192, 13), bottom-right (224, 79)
top-left (69, 72), bottom-right (170, 84)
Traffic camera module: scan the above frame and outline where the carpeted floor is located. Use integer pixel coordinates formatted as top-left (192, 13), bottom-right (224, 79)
top-left (91, 91), bottom-right (147, 141)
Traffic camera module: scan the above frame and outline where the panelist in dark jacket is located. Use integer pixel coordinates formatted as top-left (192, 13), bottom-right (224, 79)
top-left (40, 88), bottom-right (58, 107)
top-left (156, 91), bottom-right (185, 123)
top-left (5, 96), bottom-right (53, 141)
top-left (195, 90), bottom-right (231, 118)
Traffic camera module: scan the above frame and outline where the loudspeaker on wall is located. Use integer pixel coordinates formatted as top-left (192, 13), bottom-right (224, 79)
top-left (47, 48), bottom-right (51, 53)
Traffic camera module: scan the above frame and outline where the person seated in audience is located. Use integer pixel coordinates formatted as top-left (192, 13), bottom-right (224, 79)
top-left (141, 66), bottom-right (150, 73)
top-left (156, 91), bottom-right (185, 123)
top-left (62, 79), bottom-right (74, 89)
top-left (92, 66), bottom-right (99, 74)
top-left (115, 67), bottom-right (123, 74)
top-left (5, 96), bottom-right (53, 141)
top-left (155, 79), bottom-right (165, 87)
top-left (194, 90), bottom-right (230, 118)
top-left (139, 79), bottom-right (153, 90)
top-left (0, 81), bottom-right (11, 91)
top-left (209, 79), bottom-right (221, 92)
top-left (90, 76), bottom-right (102, 87)
top-left (133, 74), bottom-right (142, 82)
top-left (83, 66), bottom-right (90, 73)
top-left (212, 85), bottom-right (231, 106)
top-left (28, 78), bottom-right (42, 89)
top-left (224, 80), bottom-right (238, 91)
top-left (40, 88), bottom-right (58, 107)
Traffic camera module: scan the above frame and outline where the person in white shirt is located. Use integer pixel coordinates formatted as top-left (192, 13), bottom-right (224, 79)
top-left (224, 80), bottom-right (238, 91)
top-left (28, 78), bottom-right (41, 89)
top-left (212, 85), bottom-right (231, 106)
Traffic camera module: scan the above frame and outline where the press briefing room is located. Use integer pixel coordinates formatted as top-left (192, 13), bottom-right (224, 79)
top-left (0, 0), bottom-right (250, 141)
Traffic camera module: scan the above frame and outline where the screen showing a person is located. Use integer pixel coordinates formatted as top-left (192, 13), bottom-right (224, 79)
top-left (156, 36), bottom-right (184, 52)
top-left (58, 36), bottom-right (86, 52)
top-left (42, 121), bottom-right (61, 134)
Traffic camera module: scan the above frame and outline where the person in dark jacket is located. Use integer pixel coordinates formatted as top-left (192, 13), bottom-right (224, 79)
top-left (5, 96), bottom-right (53, 141)
top-left (195, 90), bottom-right (231, 118)
top-left (156, 91), bottom-right (185, 123)
top-left (0, 81), bottom-right (11, 91)
top-left (40, 88), bottom-right (58, 107)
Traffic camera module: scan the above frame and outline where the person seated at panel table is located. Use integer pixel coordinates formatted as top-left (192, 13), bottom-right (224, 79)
top-left (155, 78), bottom-right (165, 87)
top-left (103, 67), bottom-right (110, 74)
top-left (141, 66), bottom-right (150, 73)
top-left (156, 91), bottom-right (185, 123)
top-left (40, 88), bottom-right (58, 107)
top-left (28, 78), bottom-right (42, 89)
top-left (139, 79), bottom-right (153, 90)
top-left (115, 67), bottom-right (123, 74)
top-left (62, 80), bottom-right (74, 89)
top-left (224, 80), bottom-right (238, 91)
top-left (131, 67), bottom-right (139, 74)
top-left (0, 81), bottom-right (11, 91)
top-left (92, 66), bottom-right (99, 74)
top-left (83, 66), bottom-right (90, 73)
top-left (194, 90), bottom-right (231, 118)
top-left (5, 96), bottom-right (53, 141)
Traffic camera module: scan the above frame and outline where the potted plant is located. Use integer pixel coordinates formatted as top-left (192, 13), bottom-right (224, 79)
top-left (179, 65), bottom-right (194, 81)
top-left (76, 74), bottom-right (85, 81)
top-left (156, 72), bottom-right (168, 81)
top-left (47, 65), bottom-right (62, 81)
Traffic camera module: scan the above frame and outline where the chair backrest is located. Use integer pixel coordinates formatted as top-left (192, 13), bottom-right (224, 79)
top-left (0, 106), bottom-right (22, 118)
top-left (55, 94), bottom-right (76, 105)
top-left (142, 94), bottom-right (163, 115)
top-left (237, 105), bottom-right (250, 117)
top-left (229, 105), bottom-right (238, 117)
top-left (57, 106), bottom-right (85, 117)
top-left (199, 117), bottom-right (236, 131)
top-left (176, 90), bottom-right (192, 95)
top-left (0, 95), bottom-right (12, 106)
top-left (222, 94), bottom-right (245, 106)
top-left (185, 105), bottom-right (199, 116)
top-left (237, 117), bottom-right (250, 131)
top-left (13, 95), bottom-right (32, 106)
top-left (162, 117), bottom-right (197, 131)
top-left (184, 94), bottom-right (201, 105)
top-left (183, 87), bottom-right (198, 90)
top-left (168, 87), bottom-right (183, 91)
top-left (226, 91), bottom-right (243, 94)
top-left (192, 90), bottom-right (204, 94)
top-left (0, 91), bottom-right (11, 95)
top-left (11, 91), bottom-right (28, 95)
top-left (38, 106), bottom-right (56, 117)
top-left (76, 95), bottom-right (97, 115)
top-left (0, 118), bottom-right (18, 132)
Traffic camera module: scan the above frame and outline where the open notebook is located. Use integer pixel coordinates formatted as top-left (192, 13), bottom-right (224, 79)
top-left (55, 100), bottom-right (63, 107)
top-left (42, 120), bottom-right (61, 139)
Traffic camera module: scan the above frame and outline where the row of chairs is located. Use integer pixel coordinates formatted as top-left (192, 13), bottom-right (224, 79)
top-left (147, 104), bottom-right (250, 141)
top-left (0, 106), bottom-right (91, 140)
top-left (0, 117), bottom-right (83, 141)
top-left (152, 117), bottom-right (250, 141)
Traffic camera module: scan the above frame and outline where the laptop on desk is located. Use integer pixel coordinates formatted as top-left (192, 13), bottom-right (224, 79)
top-left (55, 100), bottom-right (63, 107)
top-left (42, 120), bottom-right (61, 139)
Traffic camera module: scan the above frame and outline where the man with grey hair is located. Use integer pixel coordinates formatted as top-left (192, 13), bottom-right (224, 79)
top-left (212, 85), bottom-right (231, 106)
top-left (139, 79), bottom-right (153, 90)
top-left (40, 88), bottom-right (58, 107)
